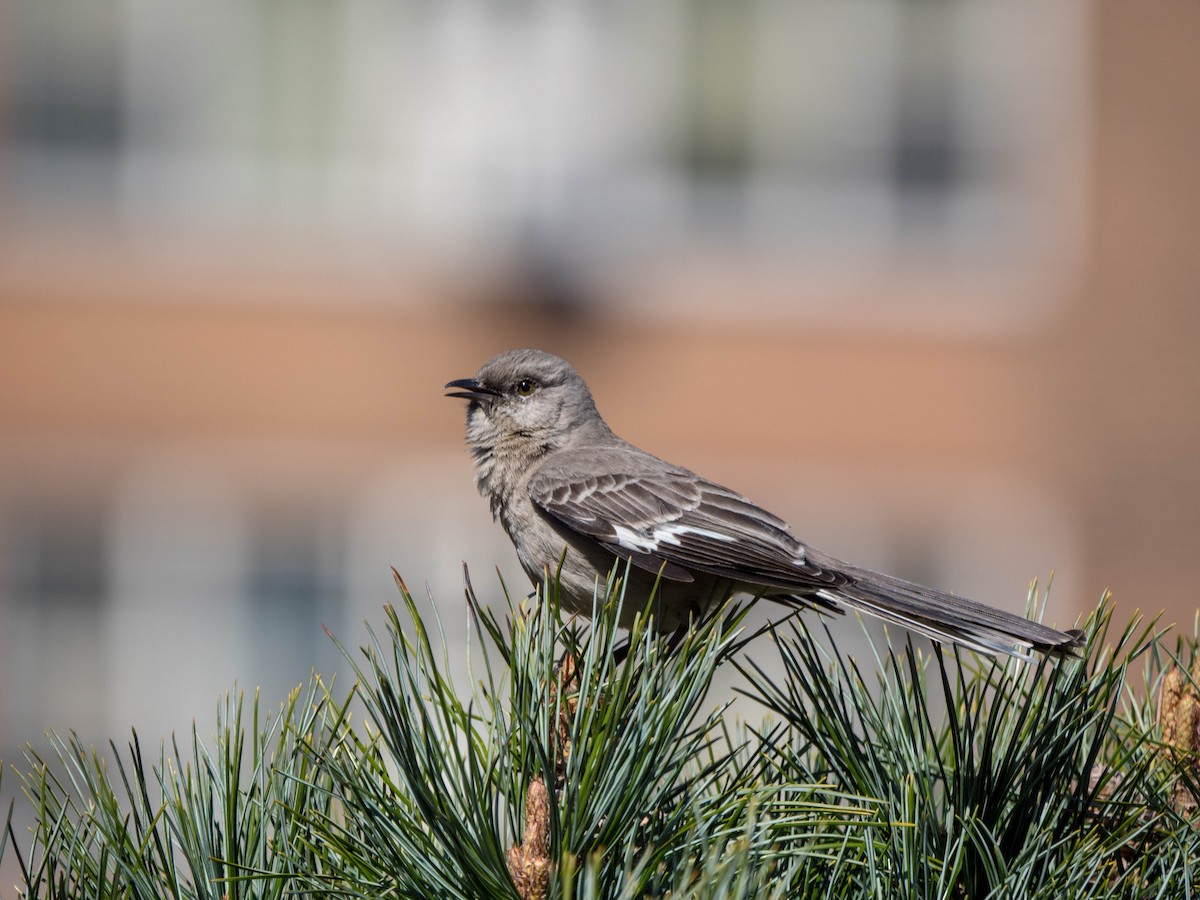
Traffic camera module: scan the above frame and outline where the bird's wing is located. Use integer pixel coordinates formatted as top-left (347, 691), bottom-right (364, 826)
top-left (528, 446), bottom-right (1081, 657)
top-left (527, 447), bottom-right (848, 593)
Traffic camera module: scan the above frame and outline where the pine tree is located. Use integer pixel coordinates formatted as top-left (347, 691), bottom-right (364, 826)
top-left (3, 566), bottom-right (1198, 898)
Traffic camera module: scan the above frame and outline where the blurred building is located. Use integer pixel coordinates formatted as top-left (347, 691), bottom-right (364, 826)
top-left (0, 0), bottom-right (1197, 778)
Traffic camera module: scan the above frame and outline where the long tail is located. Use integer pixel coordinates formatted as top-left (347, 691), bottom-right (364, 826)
top-left (804, 555), bottom-right (1082, 659)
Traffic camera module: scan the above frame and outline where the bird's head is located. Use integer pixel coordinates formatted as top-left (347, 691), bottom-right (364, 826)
top-left (445, 349), bottom-right (609, 463)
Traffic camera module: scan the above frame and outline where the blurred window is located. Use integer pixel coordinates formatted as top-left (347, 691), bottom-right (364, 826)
top-left (243, 507), bottom-right (345, 700)
top-left (0, 0), bottom-right (1086, 328)
top-left (2, 0), bottom-right (125, 209)
top-left (7, 502), bottom-right (108, 610)
top-left (1, 500), bottom-right (109, 742)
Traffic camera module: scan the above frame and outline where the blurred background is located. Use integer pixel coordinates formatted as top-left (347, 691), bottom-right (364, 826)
top-left (0, 0), bottom-right (1198, 834)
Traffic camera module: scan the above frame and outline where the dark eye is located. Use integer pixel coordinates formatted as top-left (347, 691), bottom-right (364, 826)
top-left (515, 378), bottom-right (538, 397)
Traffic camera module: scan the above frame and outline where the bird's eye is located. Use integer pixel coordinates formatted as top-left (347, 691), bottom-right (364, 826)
top-left (515, 378), bottom-right (538, 397)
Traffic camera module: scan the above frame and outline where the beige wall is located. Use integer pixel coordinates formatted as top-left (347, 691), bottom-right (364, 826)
top-left (0, 3), bottom-right (1197, 766)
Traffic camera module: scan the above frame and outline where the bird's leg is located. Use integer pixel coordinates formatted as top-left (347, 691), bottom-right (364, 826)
top-left (664, 600), bottom-right (705, 656)
top-left (663, 617), bottom-right (692, 656)
top-left (610, 638), bottom-right (632, 666)
top-left (610, 602), bottom-right (700, 665)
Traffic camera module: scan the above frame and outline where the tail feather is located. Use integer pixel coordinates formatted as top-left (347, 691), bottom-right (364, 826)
top-left (805, 557), bottom-right (1082, 659)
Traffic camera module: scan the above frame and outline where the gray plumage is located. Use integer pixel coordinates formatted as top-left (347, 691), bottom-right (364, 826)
top-left (446, 348), bottom-right (1081, 658)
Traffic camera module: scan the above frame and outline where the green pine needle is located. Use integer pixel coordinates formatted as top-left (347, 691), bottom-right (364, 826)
top-left (3, 572), bottom-right (1198, 898)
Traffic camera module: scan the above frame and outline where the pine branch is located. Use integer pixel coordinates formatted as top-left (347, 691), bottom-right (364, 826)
top-left (3, 570), bottom-right (1198, 897)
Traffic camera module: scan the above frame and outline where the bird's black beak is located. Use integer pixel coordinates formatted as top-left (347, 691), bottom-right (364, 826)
top-left (444, 378), bottom-right (502, 402)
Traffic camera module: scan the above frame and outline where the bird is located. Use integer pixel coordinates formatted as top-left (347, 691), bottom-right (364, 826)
top-left (445, 348), bottom-right (1081, 658)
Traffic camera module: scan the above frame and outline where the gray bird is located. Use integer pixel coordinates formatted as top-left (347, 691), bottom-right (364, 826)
top-left (446, 348), bottom-right (1081, 658)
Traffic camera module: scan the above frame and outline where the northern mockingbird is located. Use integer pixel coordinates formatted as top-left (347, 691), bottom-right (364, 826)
top-left (446, 348), bottom-right (1081, 658)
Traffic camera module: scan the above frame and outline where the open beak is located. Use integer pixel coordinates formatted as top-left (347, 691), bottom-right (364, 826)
top-left (444, 378), bottom-right (502, 402)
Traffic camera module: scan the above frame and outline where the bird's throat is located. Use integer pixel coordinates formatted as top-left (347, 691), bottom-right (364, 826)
top-left (469, 431), bottom-right (554, 523)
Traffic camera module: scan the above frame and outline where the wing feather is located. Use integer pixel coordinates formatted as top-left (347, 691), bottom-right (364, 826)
top-left (526, 446), bottom-right (1080, 656)
top-left (528, 447), bottom-right (846, 592)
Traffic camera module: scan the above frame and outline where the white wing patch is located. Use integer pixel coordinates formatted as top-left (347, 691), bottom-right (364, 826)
top-left (611, 524), bottom-right (658, 553)
top-left (610, 521), bottom-right (738, 554)
top-left (654, 523), bottom-right (735, 546)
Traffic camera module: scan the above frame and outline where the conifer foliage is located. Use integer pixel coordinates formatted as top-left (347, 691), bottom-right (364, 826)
top-left (3, 569), bottom-right (1198, 897)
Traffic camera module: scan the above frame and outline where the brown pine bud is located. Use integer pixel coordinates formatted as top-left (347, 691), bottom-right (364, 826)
top-left (1159, 669), bottom-right (1184, 747)
top-left (507, 777), bottom-right (552, 900)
